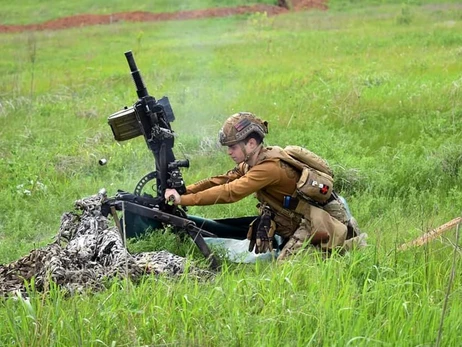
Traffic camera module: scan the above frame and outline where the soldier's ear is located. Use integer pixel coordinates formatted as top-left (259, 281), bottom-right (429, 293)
top-left (248, 137), bottom-right (258, 148)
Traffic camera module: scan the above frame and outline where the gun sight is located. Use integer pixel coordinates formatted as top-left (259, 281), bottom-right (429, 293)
top-left (168, 159), bottom-right (190, 170)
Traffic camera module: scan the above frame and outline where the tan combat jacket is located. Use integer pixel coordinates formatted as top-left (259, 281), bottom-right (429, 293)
top-left (180, 146), bottom-right (302, 237)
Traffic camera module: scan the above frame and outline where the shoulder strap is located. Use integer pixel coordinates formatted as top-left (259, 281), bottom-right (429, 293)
top-left (256, 146), bottom-right (304, 171)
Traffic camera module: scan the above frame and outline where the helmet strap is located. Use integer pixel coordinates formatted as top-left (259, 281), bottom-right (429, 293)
top-left (241, 142), bottom-right (262, 166)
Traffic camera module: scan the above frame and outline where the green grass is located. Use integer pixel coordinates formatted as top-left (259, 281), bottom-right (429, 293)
top-left (1, 1), bottom-right (462, 346)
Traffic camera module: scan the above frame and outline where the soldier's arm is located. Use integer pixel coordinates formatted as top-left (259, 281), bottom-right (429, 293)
top-left (181, 160), bottom-right (280, 206)
top-left (186, 164), bottom-right (246, 194)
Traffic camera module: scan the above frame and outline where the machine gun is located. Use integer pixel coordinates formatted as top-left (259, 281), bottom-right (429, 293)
top-left (103, 51), bottom-right (220, 269)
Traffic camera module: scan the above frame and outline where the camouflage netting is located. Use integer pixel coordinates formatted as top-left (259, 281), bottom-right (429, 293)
top-left (0, 192), bottom-right (213, 297)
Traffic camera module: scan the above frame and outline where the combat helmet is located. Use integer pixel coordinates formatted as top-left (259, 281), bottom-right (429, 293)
top-left (219, 112), bottom-right (268, 146)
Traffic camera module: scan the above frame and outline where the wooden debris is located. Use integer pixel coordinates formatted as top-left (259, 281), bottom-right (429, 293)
top-left (398, 217), bottom-right (462, 251)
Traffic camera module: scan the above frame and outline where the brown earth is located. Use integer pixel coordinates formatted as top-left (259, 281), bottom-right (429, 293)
top-left (0, 0), bottom-right (327, 33)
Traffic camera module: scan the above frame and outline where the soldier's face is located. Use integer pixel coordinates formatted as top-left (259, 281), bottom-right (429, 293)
top-left (227, 143), bottom-right (245, 164)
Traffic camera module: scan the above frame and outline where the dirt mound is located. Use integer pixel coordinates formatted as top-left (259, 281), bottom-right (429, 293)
top-left (0, 1), bottom-right (327, 33)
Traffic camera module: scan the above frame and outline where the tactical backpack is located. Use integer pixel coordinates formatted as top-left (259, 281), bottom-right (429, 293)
top-left (282, 145), bottom-right (334, 205)
top-left (256, 146), bottom-right (348, 249)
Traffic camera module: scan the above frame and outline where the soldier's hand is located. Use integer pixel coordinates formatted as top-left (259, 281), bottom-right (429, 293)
top-left (247, 213), bottom-right (276, 254)
top-left (164, 188), bottom-right (181, 205)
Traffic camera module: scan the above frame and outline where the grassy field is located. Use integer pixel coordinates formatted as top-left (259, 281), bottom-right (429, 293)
top-left (1, 0), bottom-right (462, 346)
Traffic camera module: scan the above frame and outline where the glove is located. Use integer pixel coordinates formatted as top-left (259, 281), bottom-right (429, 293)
top-left (247, 208), bottom-right (276, 254)
top-left (247, 218), bottom-right (257, 253)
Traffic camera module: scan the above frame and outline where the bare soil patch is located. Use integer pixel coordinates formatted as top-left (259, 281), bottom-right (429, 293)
top-left (0, 1), bottom-right (328, 33)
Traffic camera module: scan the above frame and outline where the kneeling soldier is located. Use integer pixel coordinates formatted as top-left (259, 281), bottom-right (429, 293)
top-left (165, 112), bottom-right (366, 260)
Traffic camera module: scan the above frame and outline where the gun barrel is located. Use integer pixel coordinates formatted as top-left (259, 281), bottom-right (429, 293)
top-left (124, 51), bottom-right (149, 99)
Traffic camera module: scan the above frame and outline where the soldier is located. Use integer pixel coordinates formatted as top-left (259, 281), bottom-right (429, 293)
top-left (165, 112), bottom-right (366, 260)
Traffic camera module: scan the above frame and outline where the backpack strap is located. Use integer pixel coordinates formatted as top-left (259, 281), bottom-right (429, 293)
top-left (255, 146), bottom-right (335, 214)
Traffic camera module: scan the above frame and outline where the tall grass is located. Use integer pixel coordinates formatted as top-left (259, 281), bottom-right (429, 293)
top-left (0, 1), bottom-right (461, 346)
